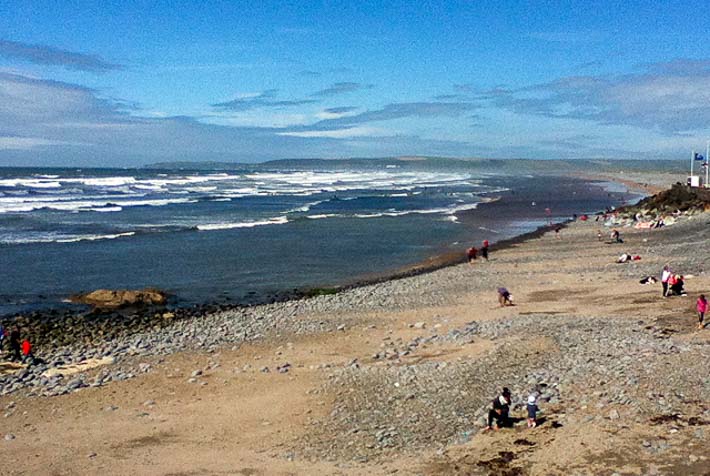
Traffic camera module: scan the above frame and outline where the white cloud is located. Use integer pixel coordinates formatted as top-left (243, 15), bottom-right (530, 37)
top-left (0, 136), bottom-right (86, 150)
top-left (279, 126), bottom-right (387, 138)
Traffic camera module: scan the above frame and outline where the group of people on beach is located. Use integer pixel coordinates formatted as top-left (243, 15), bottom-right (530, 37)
top-left (484, 387), bottom-right (540, 432)
top-left (467, 239), bottom-right (489, 263)
top-left (660, 265), bottom-right (687, 298)
top-left (0, 324), bottom-right (36, 365)
top-left (661, 265), bottom-right (706, 329)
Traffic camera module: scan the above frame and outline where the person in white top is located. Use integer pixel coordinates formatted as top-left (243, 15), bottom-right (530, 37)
top-left (661, 265), bottom-right (672, 297)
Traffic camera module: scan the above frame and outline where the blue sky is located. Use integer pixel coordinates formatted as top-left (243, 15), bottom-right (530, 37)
top-left (1, 0), bottom-right (710, 166)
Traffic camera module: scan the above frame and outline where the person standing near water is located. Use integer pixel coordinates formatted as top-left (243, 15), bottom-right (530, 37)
top-left (481, 240), bottom-right (489, 261)
top-left (9, 327), bottom-right (21, 362)
top-left (467, 246), bottom-right (478, 263)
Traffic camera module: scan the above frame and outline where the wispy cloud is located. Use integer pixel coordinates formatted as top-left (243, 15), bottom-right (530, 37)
top-left (322, 106), bottom-right (358, 114)
top-left (279, 126), bottom-right (385, 138)
top-left (311, 82), bottom-right (373, 97)
top-left (212, 89), bottom-right (318, 111)
top-left (309, 101), bottom-right (477, 129)
top-left (486, 59), bottom-right (710, 134)
top-left (297, 70), bottom-right (322, 77)
top-left (528, 30), bottom-right (606, 44)
top-left (0, 39), bottom-right (120, 72)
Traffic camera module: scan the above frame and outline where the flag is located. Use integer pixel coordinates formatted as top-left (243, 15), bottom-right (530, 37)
top-left (694, 153), bottom-right (705, 161)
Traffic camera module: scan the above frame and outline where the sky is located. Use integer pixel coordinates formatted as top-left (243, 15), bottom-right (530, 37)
top-left (1, 0), bottom-right (710, 166)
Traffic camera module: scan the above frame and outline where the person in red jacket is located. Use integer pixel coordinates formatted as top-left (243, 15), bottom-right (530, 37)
top-left (21, 339), bottom-right (33, 365)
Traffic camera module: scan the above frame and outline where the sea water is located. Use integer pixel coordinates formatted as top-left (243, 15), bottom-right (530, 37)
top-left (0, 161), bottom-right (636, 315)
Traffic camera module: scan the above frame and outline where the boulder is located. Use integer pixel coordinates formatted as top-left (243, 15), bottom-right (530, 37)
top-left (71, 288), bottom-right (167, 309)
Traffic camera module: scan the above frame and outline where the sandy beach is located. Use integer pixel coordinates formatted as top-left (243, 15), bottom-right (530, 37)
top-left (0, 176), bottom-right (709, 475)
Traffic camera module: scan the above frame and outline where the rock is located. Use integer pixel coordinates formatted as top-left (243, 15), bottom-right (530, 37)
top-left (4, 434), bottom-right (15, 441)
top-left (162, 312), bottom-right (175, 320)
top-left (87, 452), bottom-right (97, 458)
top-left (190, 370), bottom-right (202, 377)
top-left (143, 400), bottom-right (155, 407)
top-left (138, 363), bottom-right (151, 373)
top-left (412, 322), bottom-right (426, 329)
top-left (70, 288), bottom-right (168, 309)
top-left (336, 324), bottom-right (346, 331)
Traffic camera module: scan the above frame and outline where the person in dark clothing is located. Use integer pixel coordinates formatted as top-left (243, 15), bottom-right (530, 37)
top-left (9, 327), bottom-right (21, 362)
top-left (485, 387), bottom-right (512, 431)
top-left (480, 240), bottom-right (489, 260)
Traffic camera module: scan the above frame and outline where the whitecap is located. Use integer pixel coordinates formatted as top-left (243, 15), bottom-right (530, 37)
top-left (196, 216), bottom-right (289, 231)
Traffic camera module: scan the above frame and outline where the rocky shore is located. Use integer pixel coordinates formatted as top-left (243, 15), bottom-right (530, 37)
top-left (0, 185), bottom-right (708, 475)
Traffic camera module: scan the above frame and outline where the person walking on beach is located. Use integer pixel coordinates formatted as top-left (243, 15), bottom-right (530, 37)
top-left (481, 240), bottom-right (489, 261)
top-left (9, 327), bottom-right (21, 362)
top-left (661, 265), bottom-right (671, 297)
top-left (0, 323), bottom-right (5, 354)
top-left (697, 294), bottom-right (708, 330)
top-left (485, 387), bottom-right (512, 431)
top-left (467, 246), bottom-right (478, 263)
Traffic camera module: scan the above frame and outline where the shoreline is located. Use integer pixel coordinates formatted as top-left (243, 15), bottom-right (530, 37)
top-left (0, 174), bottom-right (639, 322)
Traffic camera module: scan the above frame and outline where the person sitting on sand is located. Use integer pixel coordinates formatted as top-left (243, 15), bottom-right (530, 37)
top-left (610, 229), bottom-right (623, 243)
top-left (697, 294), bottom-right (707, 330)
top-left (467, 247), bottom-right (478, 263)
top-left (485, 387), bottom-right (512, 431)
top-left (669, 275), bottom-right (686, 296)
top-left (527, 394), bottom-right (539, 428)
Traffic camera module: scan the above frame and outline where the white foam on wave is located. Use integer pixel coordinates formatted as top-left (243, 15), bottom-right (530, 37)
top-left (284, 200), bottom-right (325, 213)
top-left (1, 231), bottom-right (136, 245)
top-left (306, 214), bottom-right (339, 219)
top-left (0, 196), bottom-right (195, 214)
top-left (56, 232), bottom-right (136, 243)
top-left (196, 216), bottom-right (289, 231)
top-left (89, 206), bottom-right (123, 213)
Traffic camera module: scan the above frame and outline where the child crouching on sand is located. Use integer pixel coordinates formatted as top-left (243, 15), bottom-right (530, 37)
top-left (697, 294), bottom-right (708, 330)
top-left (527, 394), bottom-right (539, 428)
top-left (497, 287), bottom-right (513, 307)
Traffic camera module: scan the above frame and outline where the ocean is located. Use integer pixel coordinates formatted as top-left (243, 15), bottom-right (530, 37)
top-left (0, 160), bottom-right (638, 315)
